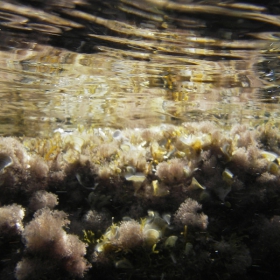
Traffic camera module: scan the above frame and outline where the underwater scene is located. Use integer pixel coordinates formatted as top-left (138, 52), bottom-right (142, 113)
top-left (0, 0), bottom-right (280, 279)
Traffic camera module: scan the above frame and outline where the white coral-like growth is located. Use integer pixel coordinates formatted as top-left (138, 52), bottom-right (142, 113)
top-left (156, 158), bottom-right (187, 183)
top-left (0, 204), bottom-right (25, 235)
top-left (174, 198), bottom-right (208, 230)
top-left (29, 190), bottom-right (58, 211)
top-left (17, 208), bottom-right (90, 279)
top-left (117, 220), bottom-right (144, 249)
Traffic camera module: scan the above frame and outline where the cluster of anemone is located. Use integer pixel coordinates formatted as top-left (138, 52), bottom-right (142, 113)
top-left (0, 121), bottom-right (280, 279)
top-left (15, 208), bottom-right (91, 280)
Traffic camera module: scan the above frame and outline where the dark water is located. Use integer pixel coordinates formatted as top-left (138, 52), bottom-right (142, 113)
top-left (0, 0), bottom-right (279, 136)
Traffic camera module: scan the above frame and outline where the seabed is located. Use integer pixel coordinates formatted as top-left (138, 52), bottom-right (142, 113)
top-left (1, 121), bottom-right (280, 279)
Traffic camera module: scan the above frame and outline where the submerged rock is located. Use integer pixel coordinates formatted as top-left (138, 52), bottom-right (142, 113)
top-left (0, 122), bottom-right (279, 279)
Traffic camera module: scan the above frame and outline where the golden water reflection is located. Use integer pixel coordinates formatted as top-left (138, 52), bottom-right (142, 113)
top-left (0, 0), bottom-right (279, 136)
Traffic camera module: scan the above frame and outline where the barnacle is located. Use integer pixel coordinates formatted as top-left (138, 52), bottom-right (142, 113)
top-left (188, 177), bottom-right (206, 190)
top-left (63, 135), bottom-right (84, 153)
top-left (115, 259), bottom-right (133, 269)
top-left (63, 148), bottom-right (80, 163)
top-left (267, 162), bottom-right (279, 175)
top-left (261, 150), bottom-right (279, 162)
top-left (0, 153), bottom-right (13, 172)
top-left (152, 180), bottom-right (169, 197)
top-left (150, 141), bottom-right (167, 163)
top-left (125, 172), bottom-right (146, 194)
top-left (164, 235), bottom-right (178, 248)
top-left (179, 133), bottom-right (212, 153)
top-left (144, 229), bottom-right (161, 246)
top-left (214, 183), bottom-right (232, 202)
top-left (222, 168), bottom-right (234, 187)
top-left (184, 242), bottom-right (193, 255)
top-left (124, 172), bottom-right (146, 183)
top-left (220, 142), bottom-right (232, 162)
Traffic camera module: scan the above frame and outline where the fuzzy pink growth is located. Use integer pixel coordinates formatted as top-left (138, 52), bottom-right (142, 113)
top-left (174, 198), bottom-right (208, 230)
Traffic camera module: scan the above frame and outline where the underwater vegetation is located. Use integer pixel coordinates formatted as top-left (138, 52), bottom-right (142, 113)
top-left (1, 121), bottom-right (280, 279)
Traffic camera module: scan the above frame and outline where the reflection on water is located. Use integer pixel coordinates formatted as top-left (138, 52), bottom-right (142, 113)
top-left (0, 0), bottom-right (279, 137)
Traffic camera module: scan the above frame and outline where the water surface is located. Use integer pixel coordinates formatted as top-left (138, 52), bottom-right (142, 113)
top-left (0, 0), bottom-right (279, 136)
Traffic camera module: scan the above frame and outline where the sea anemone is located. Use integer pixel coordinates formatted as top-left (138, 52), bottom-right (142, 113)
top-left (28, 190), bottom-right (58, 212)
top-left (156, 158), bottom-right (187, 183)
top-left (17, 208), bottom-right (90, 279)
top-left (0, 204), bottom-right (25, 236)
top-left (117, 220), bottom-right (144, 249)
top-left (174, 198), bottom-right (208, 230)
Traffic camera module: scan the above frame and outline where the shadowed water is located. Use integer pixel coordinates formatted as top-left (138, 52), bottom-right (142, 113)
top-left (0, 0), bottom-right (279, 136)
